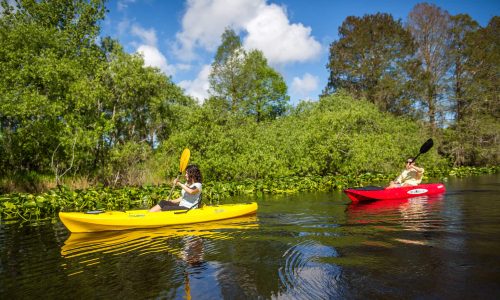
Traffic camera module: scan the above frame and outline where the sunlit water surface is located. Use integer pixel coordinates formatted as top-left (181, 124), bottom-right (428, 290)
top-left (1, 175), bottom-right (500, 299)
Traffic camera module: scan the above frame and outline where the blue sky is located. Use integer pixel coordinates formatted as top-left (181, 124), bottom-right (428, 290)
top-left (100, 0), bottom-right (499, 105)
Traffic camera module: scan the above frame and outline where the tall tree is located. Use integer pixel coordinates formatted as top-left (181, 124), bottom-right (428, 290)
top-left (443, 17), bottom-right (499, 166)
top-left (407, 3), bottom-right (451, 132)
top-left (464, 16), bottom-right (499, 120)
top-left (461, 17), bottom-right (499, 165)
top-left (101, 47), bottom-right (193, 147)
top-left (209, 28), bottom-right (290, 121)
top-left (241, 50), bottom-right (289, 122)
top-left (448, 14), bottom-right (478, 122)
top-left (324, 13), bottom-right (416, 115)
top-left (209, 28), bottom-right (246, 112)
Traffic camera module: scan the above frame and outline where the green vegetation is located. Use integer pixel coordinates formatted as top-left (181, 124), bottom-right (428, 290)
top-left (0, 0), bottom-right (193, 189)
top-left (324, 13), bottom-right (416, 115)
top-left (325, 4), bottom-right (499, 164)
top-left (209, 28), bottom-right (290, 122)
top-left (1, 165), bottom-right (498, 223)
top-left (0, 1), bottom-right (498, 222)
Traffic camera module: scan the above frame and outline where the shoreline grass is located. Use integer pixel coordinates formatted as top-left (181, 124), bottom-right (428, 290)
top-left (0, 166), bottom-right (497, 223)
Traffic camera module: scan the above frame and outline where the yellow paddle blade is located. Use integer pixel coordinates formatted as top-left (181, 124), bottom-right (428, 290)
top-left (179, 148), bottom-right (190, 174)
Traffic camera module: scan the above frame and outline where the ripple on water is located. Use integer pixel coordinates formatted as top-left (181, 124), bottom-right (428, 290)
top-left (278, 239), bottom-right (342, 299)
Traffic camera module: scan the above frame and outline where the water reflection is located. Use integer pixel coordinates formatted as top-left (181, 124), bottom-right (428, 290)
top-left (348, 195), bottom-right (444, 225)
top-left (180, 236), bottom-right (205, 300)
top-left (61, 216), bottom-right (258, 260)
top-left (181, 236), bottom-right (205, 268)
top-left (60, 216), bottom-right (258, 298)
top-left (347, 195), bottom-right (446, 247)
top-left (398, 195), bottom-right (445, 232)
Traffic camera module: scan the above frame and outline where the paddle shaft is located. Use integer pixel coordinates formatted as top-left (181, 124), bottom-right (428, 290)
top-left (412, 153), bottom-right (423, 162)
top-left (167, 148), bottom-right (191, 201)
top-left (166, 173), bottom-right (182, 201)
top-left (411, 138), bottom-right (433, 163)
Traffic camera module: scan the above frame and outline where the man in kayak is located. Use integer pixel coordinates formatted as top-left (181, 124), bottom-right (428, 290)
top-left (149, 165), bottom-right (203, 212)
top-left (387, 158), bottom-right (424, 188)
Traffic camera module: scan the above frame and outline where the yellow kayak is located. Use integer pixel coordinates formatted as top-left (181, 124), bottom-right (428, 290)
top-left (59, 202), bottom-right (258, 233)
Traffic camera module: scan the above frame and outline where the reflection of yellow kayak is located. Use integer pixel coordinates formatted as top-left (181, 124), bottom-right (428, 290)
top-left (61, 215), bottom-right (258, 258)
top-left (59, 202), bottom-right (258, 233)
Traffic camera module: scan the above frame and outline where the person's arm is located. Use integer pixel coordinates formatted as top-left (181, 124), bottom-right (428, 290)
top-left (394, 171), bottom-right (404, 184)
top-left (411, 165), bottom-right (424, 173)
top-left (411, 165), bottom-right (424, 179)
top-left (170, 197), bottom-right (181, 204)
top-left (174, 179), bottom-right (200, 195)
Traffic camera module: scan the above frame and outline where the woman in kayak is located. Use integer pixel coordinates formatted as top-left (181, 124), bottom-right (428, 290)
top-left (387, 158), bottom-right (424, 188)
top-left (149, 164), bottom-right (203, 212)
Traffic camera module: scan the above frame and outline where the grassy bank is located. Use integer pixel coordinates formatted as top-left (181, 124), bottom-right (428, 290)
top-left (1, 166), bottom-right (497, 223)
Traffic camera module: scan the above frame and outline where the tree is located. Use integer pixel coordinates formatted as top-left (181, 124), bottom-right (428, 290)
top-left (208, 28), bottom-right (290, 121)
top-left (209, 28), bottom-right (246, 111)
top-left (0, 0), bottom-right (107, 175)
top-left (241, 50), bottom-right (289, 122)
top-left (324, 13), bottom-right (416, 115)
top-left (443, 17), bottom-right (499, 166)
top-left (464, 17), bottom-right (499, 120)
top-left (163, 92), bottom-right (447, 182)
top-left (460, 16), bottom-right (499, 165)
top-left (0, 0), bottom-right (194, 184)
top-left (407, 3), bottom-right (451, 132)
top-left (448, 14), bottom-right (478, 122)
top-left (101, 48), bottom-right (193, 147)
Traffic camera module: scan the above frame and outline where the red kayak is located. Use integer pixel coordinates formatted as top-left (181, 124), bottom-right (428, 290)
top-left (344, 183), bottom-right (446, 202)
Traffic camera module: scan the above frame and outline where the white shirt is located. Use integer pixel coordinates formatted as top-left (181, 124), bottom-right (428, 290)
top-left (179, 182), bottom-right (202, 208)
top-left (395, 168), bottom-right (424, 186)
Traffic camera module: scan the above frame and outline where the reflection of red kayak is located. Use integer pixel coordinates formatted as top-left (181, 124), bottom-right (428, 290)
top-left (348, 194), bottom-right (444, 213)
top-left (344, 183), bottom-right (446, 202)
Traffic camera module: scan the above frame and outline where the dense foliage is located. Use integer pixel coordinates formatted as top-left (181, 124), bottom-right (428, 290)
top-left (161, 93), bottom-right (446, 182)
top-left (0, 0), bottom-right (195, 188)
top-left (324, 13), bottom-right (416, 115)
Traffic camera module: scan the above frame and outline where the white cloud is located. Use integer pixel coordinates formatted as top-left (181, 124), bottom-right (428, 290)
top-left (137, 45), bottom-right (175, 75)
top-left (175, 63), bottom-right (193, 72)
top-left (131, 25), bottom-right (158, 46)
top-left (117, 18), bottom-right (131, 36)
top-left (291, 73), bottom-right (319, 96)
top-left (117, 0), bottom-right (136, 11)
top-left (178, 65), bottom-right (212, 103)
top-left (174, 0), bottom-right (321, 65)
top-left (243, 4), bottom-right (321, 65)
top-left (131, 24), bottom-right (174, 75)
top-left (174, 0), bottom-right (262, 61)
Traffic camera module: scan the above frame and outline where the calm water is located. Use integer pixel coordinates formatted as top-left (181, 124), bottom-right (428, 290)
top-left (1, 175), bottom-right (500, 299)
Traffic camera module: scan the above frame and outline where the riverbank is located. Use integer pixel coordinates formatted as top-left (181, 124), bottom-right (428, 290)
top-left (0, 166), bottom-right (497, 223)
